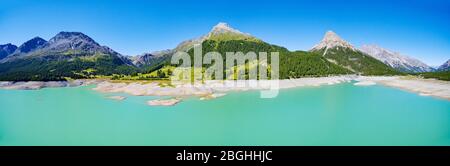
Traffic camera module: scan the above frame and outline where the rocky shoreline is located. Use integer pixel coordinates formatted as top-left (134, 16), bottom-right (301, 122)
top-left (0, 79), bottom-right (101, 90)
top-left (1, 76), bottom-right (449, 105)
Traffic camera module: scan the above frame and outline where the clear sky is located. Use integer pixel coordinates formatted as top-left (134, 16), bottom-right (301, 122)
top-left (0, 0), bottom-right (449, 66)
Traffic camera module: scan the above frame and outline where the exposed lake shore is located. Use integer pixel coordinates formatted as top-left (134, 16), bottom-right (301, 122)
top-left (1, 75), bottom-right (449, 104)
top-left (0, 79), bottom-right (101, 90)
top-left (373, 77), bottom-right (450, 100)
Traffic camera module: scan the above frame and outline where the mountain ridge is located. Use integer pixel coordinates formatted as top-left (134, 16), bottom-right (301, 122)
top-left (0, 32), bottom-right (138, 81)
top-left (360, 44), bottom-right (434, 73)
top-left (311, 31), bottom-right (356, 55)
top-left (438, 59), bottom-right (450, 71)
top-left (175, 22), bottom-right (260, 52)
top-left (310, 31), bottom-right (399, 75)
top-left (0, 22), bottom-right (445, 81)
top-left (2, 37), bottom-right (48, 62)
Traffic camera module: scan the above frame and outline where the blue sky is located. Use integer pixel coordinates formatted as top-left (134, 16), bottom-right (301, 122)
top-left (0, 0), bottom-right (449, 66)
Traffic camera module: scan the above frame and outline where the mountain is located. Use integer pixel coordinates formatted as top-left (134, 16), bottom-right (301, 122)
top-left (132, 49), bottom-right (173, 67)
top-left (1, 37), bottom-right (47, 62)
top-left (206, 22), bottom-right (259, 42)
top-left (43, 32), bottom-right (118, 55)
top-left (360, 44), bottom-right (434, 73)
top-left (310, 31), bottom-right (398, 75)
top-left (163, 23), bottom-right (352, 79)
top-left (419, 60), bottom-right (450, 81)
top-left (0, 32), bottom-right (137, 81)
top-left (0, 43), bottom-right (17, 60)
top-left (41, 31), bottom-right (134, 64)
top-left (175, 22), bottom-right (260, 52)
top-left (437, 59), bottom-right (450, 71)
top-left (311, 31), bottom-right (356, 54)
top-left (1, 32), bottom-right (127, 63)
top-left (14, 37), bottom-right (47, 54)
top-left (0, 24), bottom-right (416, 81)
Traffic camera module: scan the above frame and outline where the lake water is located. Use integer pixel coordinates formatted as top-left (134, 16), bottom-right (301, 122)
top-left (0, 83), bottom-right (449, 145)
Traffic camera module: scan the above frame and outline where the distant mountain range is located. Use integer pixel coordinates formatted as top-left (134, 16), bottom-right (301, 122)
top-left (438, 59), bottom-right (450, 71)
top-left (132, 49), bottom-right (174, 68)
top-left (0, 22), bottom-right (447, 81)
top-left (359, 45), bottom-right (434, 73)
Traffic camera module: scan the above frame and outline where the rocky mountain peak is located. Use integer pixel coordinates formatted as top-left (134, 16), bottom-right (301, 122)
top-left (311, 30), bottom-right (355, 51)
top-left (44, 31), bottom-right (115, 54)
top-left (15, 37), bottom-right (47, 54)
top-left (209, 22), bottom-right (245, 35)
top-left (175, 22), bottom-right (256, 51)
top-left (48, 31), bottom-right (99, 46)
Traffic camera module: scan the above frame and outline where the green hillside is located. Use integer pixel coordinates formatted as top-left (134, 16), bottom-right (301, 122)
top-left (162, 40), bottom-right (353, 80)
top-left (311, 47), bottom-right (400, 75)
top-left (0, 53), bottom-right (139, 81)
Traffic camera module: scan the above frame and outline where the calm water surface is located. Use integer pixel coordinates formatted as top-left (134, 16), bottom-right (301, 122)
top-left (0, 83), bottom-right (449, 145)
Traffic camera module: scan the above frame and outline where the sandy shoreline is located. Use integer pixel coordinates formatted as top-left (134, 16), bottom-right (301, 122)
top-left (1, 76), bottom-right (449, 104)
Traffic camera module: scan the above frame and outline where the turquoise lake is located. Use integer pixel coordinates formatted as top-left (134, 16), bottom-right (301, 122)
top-left (0, 83), bottom-right (449, 145)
